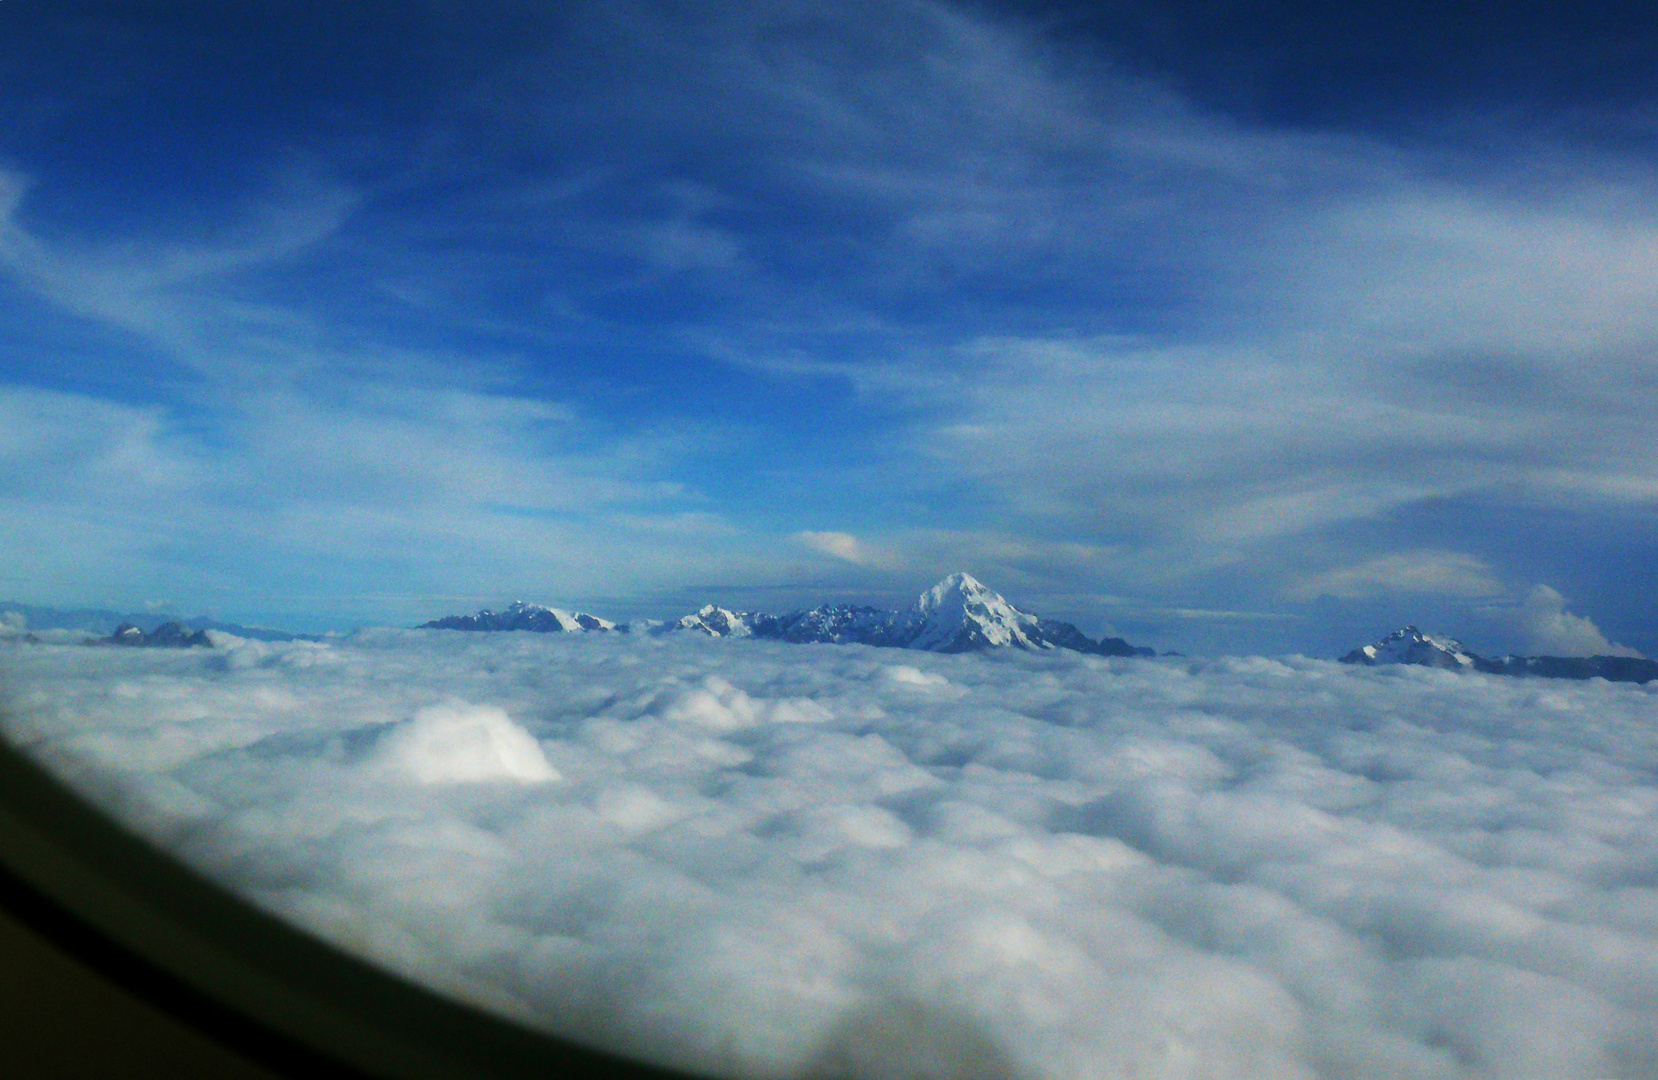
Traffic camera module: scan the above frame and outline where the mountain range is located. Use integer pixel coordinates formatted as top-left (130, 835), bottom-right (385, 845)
top-left (16, 591), bottom-right (1648, 684)
top-left (1340, 625), bottom-right (1658, 684)
top-left (421, 573), bottom-right (1154, 658)
top-left (0, 601), bottom-right (316, 642)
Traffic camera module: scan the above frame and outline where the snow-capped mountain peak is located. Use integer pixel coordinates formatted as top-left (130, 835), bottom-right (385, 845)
top-left (502, 600), bottom-right (616, 633)
top-left (1340, 625), bottom-right (1480, 669)
top-left (420, 601), bottom-right (619, 634)
top-left (919, 571), bottom-right (990, 606)
top-left (1337, 626), bottom-right (1658, 683)
top-left (674, 605), bottom-right (770, 638)
top-left (907, 572), bottom-right (1043, 652)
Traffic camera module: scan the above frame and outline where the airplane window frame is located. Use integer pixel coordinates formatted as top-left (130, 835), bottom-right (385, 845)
top-left (0, 724), bottom-right (701, 1080)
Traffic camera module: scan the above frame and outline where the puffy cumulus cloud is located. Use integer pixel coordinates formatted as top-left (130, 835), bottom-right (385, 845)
top-left (1285, 551), bottom-right (1506, 602)
top-left (1515, 585), bottom-right (1643, 658)
top-left (5, 632), bottom-right (1658, 1079)
top-left (375, 702), bottom-right (559, 784)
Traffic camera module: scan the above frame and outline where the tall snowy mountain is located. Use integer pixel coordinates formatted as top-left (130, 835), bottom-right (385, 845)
top-left (421, 600), bottom-right (621, 634)
top-left (662, 572), bottom-right (1151, 657)
top-left (1340, 626), bottom-right (1658, 683)
top-left (420, 575), bottom-right (1153, 658)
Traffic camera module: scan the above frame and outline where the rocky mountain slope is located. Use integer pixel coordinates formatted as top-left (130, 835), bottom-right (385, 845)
top-left (100, 621), bottom-right (213, 648)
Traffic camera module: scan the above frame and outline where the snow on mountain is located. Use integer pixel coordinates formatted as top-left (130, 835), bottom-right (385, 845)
top-left (1339, 626), bottom-right (1658, 683)
top-left (672, 573), bottom-right (1154, 658)
top-left (894, 573), bottom-right (1152, 657)
top-left (671, 605), bottom-right (776, 638)
top-left (418, 574), bottom-right (1154, 657)
top-left (900, 571), bottom-right (1038, 652)
top-left (772, 604), bottom-right (904, 646)
top-left (421, 600), bottom-right (621, 634)
top-left (1340, 625), bottom-right (1481, 669)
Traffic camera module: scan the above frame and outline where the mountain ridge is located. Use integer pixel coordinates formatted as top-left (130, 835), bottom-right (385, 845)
top-left (0, 601), bottom-right (318, 642)
top-left (422, 600), bottom-right (623, 634)
top-left (421, 573), bottom-right (1154, 658)
top-left (1341, 625), bottom-right (1658, 684)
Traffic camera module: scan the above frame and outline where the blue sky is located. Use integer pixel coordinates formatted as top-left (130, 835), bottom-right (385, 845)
top-left (1, 0), bottom-right (1656, 656)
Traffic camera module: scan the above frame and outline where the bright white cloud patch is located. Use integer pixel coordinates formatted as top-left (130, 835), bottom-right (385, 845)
top-left (1516, 585), bottom-right (1643, 658)
top-left (376, 701), bottom-right (559, 784)
top-left (4, 633), bottom-right (1658, 1079)
top-left (796, 530), bottom-right (878, 565)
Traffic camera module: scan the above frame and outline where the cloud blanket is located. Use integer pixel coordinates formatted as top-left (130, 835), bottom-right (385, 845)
top-left (2, 631), bottom-right (1656, 1079)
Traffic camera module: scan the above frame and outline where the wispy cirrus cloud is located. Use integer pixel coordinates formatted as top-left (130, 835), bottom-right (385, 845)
top-left (0, 0), bottom-right (1655, 651)
top-left (0, 170), bottom-right (771, 628)
top-left (1285, 551), bottom-right (1507, 602)
top-left (0, 166), bottom-right (358, 350)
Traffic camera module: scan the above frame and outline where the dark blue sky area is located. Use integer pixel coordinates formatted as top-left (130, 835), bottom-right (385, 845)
top-left (1, 0), bottom-right (1656, 655)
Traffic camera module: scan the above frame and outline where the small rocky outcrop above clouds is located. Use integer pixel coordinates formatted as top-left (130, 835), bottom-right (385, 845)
top-left (421, 600), bottom-right (623, 634)
top-left (100, 621), bottom-right (213, 648)
top-left (1341, 626), bottom-right (1658, 684)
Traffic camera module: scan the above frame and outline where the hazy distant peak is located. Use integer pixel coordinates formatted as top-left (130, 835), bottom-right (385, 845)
top-left (420, 601), bottom-right (620, 634)
top-left (1338, 625), bottom-right (1658, 683)
top-left (1341, 625), bottom-right (1480, 669)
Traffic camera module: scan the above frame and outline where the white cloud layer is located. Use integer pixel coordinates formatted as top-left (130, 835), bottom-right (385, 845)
top-left (1516, 585), bottom-right (1643, 659)
top-left (4, 633), bottom-right (1658, 1079)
